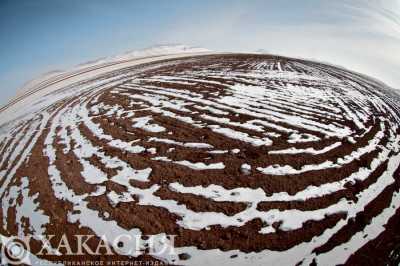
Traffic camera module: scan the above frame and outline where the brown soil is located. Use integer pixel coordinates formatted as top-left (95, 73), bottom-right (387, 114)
top-left (0, 53), bottom-right (399, 265)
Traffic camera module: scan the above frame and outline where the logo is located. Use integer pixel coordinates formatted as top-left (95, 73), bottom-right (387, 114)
top-left (1, 236), bottom-right (31, 265)
top-left (1, 234), bottom-right (176, 265)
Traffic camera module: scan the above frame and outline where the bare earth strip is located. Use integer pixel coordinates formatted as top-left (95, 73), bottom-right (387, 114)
top-left (0, 52), bottom-right (400, 265)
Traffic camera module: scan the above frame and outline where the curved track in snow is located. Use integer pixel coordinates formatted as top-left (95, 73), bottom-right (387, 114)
top-left (1, 53), bottom-right (400, 265)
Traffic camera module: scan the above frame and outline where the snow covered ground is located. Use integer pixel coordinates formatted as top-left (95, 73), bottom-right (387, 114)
top-left (1, 48), bottom-right (400, 265)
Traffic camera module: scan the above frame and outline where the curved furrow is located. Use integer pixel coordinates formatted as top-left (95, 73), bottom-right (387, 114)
top-left (0, 53), bottom-right (399, 265)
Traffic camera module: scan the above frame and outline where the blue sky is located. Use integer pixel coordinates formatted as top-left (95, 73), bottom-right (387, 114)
top-left (1, 0), bottom-right (399, 105)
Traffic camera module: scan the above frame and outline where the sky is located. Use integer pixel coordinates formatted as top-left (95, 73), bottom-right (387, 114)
top-left (0, 0), bottom-right (399, 105)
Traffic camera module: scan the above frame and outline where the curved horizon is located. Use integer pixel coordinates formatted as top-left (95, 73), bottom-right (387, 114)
top-left (1, 0), bottom-right (399, 105)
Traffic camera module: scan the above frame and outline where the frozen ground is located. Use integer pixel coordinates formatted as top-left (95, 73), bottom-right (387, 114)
top-left (0, 47), bottom-right (400, 265)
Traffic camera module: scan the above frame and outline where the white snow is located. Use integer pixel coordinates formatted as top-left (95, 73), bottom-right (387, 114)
top-left (132, 116), bottom-right (166, 133)
top-left (1, 48), bottom-right (400, 266)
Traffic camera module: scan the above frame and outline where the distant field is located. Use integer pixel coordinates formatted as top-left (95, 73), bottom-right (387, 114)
top-left (0, 53), bottom-right (400, 265)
